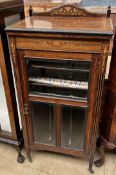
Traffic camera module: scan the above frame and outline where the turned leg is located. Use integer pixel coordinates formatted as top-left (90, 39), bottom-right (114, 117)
top-left (94, 137), bottom-right (105, 167)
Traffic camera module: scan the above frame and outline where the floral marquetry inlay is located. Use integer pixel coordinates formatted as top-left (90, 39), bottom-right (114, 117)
top-left (34, 4), bottom-right (103, 17)
top-left (102, 44), bottom-right (109, 73)
top-left (48, 5), bottom-right (87, 16)
top-left (9, 37), bottom-right (16, 57)
top-left (16, 38), bottom-right (102, 53)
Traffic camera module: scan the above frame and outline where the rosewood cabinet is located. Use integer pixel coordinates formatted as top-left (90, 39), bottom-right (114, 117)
top-left (0, 0), bottom-right (25, 163)
top-left (6, 4), bottom-right (113, 173)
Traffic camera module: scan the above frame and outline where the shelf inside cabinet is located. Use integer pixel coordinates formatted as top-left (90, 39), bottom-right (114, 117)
top-left (30, 63), bottom-right (90, 72)
top-left (29, 85), bottom-right (88, 102)
top-left (28, 59), bottom-right (91, 71)
top-left (29, 77), bottom-right (88, 90)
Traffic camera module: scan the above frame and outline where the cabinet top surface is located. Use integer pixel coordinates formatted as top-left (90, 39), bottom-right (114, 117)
top-left (6, 16), bottom-right (113, 36)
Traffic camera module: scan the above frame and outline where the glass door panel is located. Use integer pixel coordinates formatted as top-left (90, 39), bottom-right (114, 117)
top-left (30, 101), bottom-right (55, 145)
top-left (0, 68), bottom-right (11, 133)
top-left (26, 58), bottom-right (91, 101)
top-left (61, 105), bottom-right (87, 150)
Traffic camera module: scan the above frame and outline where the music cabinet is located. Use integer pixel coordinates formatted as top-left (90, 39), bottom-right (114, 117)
top-left (6, 4), bottom-right (113, 173)
top-left (0, 0), bottom-right (25, 163)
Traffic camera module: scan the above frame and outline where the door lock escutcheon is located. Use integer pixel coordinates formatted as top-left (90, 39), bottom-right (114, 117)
top-left (24, 103), bottom-right (29, 115)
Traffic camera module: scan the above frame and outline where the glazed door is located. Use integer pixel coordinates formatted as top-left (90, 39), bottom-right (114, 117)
top-left (17, 49), bottom-right (98, 155)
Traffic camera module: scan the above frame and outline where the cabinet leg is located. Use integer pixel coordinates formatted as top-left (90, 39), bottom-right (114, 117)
top-left (12, 145), bottom-right (25, 163)
top-left (94, 144), bottom-right (105, 167)
top-left (94, 137), bottom-right (105, 167)
top-left (89, 160), bottom-right (94, 174)
top-left (26, 149), bottom-right (32, 162)
top-left (24, 142), bottom-right (32, 162)
top-left (17, 152), bottom-right (25, 163)
top-left (28, 152), bottom-right (32, 162)
top-left (12, 141), bottom-right (25, 163)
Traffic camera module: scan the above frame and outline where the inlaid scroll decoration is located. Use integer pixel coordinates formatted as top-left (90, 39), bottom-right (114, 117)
top-left (9, 36), bottom-right (18, 83)
top-left (102, 44), bottom-right (109, 73)
top-left (22, 38), bottom-right (101, 53)
top-left (9, 37), bottom-right (16, 58)
top-left (33, 4), bottom-right (105, 17)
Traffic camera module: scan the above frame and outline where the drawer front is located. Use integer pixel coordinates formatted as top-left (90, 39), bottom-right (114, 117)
top-left (16, 37), bottom-right (102, 53)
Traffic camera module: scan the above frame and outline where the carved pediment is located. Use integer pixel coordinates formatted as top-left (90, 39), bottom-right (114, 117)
top-left (32, 4), bottom-right (106, 17)
top-left (47, 4), bottom-right (88, 17)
